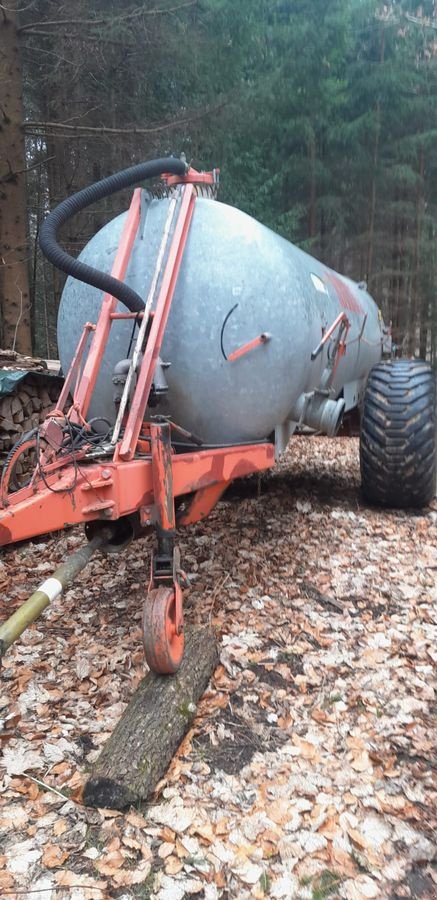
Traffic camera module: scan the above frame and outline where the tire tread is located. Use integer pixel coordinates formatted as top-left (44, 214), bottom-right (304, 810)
top-left (360, 359), bottom-right (436, 508)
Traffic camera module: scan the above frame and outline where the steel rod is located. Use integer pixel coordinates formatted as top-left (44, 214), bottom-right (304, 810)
top-left (111, 190), bottom-right (180, 448)
top-left (0, 532), bottom-right (108, 658)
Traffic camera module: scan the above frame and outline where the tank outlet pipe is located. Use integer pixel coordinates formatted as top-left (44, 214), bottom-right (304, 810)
top-left (291, 392), bottom-right (346, 437)
top-left (0, 531), bottom-right (111, 659)
top-left (112, 358), bottom-right (133, 405)
top-left (39, 156), bottom-right (188, 314)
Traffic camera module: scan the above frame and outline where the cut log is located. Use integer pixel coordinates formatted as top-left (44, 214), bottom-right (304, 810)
top-left (0, 350), bottom-right (47, 371)
top-left (13, 408), bottom-right (24, 424)
top-left (83, 626), bottom-right (218, 810)
top-left (0, 350), bottom-right (18, 363)
top-left (40, 389), bottom-right (51, 407)
top-left (1, 418), bottom-right (20, 433)
top-left (0, 397), bottom-right (13, 419)
top-left (11, 395), bottom-right (22, 416)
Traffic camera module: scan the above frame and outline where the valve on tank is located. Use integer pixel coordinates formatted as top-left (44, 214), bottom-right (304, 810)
top-left (112, 359), bottom-right (132, 409)
top-left (112, 357), bottom-right (169, 412)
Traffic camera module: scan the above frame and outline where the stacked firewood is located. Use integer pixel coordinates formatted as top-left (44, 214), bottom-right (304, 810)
top-left (0, 349), bottom-right (51, 370)
top-left (0, 349), bottom-right (62, 458)
top-left (0, 377), bottom-right (61, 454)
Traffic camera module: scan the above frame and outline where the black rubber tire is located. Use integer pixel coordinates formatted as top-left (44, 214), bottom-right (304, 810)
top-left (360, 359), bottom-right (436, 508)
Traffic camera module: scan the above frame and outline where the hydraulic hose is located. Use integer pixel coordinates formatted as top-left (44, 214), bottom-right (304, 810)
top-left (39, 157), bottom-right (188, 313)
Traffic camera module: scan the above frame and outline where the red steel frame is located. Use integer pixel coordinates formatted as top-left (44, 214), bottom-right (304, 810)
top-left (0, 443), bottom-right (274, 546)
top-left (0, 173), bottom-right (275, 549)
top-left (119, 182), bottom-right (196, 460)
top-left (68, 188), bottom-right (142, 426)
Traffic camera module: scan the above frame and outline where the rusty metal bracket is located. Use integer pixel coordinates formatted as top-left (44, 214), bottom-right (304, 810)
top-left (311, 311), bottom-right (350, 362)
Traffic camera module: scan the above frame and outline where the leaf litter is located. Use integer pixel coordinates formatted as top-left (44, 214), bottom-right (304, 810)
top-left (0, 436), bottom-right (436, 899)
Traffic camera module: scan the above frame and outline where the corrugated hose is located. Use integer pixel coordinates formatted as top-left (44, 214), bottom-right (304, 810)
top-left (39, 156), bottom-right (188, 313)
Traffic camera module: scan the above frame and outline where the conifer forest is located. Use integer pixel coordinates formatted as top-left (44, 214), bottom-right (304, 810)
top-left (1, 1), bottom-right (437, 361)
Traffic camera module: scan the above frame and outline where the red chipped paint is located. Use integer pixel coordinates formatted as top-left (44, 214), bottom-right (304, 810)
top-left (324, 270), bottom-right (363, 315)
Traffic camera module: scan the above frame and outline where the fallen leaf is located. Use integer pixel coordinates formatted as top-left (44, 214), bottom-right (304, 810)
top-left (125, 810), bottom-right (148, 828)
top-left (344, 875), bottom-right (380, 898)
top-left (0, 871), bottom-right (15, 891)
top-left (56, 870), bottom-right (107, 898)
top-left (149, 801), bottom-right (195, 833)
top-left (158, 842), bottom-right (175, 859)
top-left (351, 750), bottom-right (372, 772)
top-left (95, 849), bottom-right (125, 874)
top-left (42, 844), bottom-right (70, 869)
top-left (292, 735), bottom-right (320, 761)
top-left (1, 746), bottom-right (44, 776)
top-left (111, 860), bottom-right (151, 886)
top-left (165, 855), bottom-right (184, 875)
top-left (76, 658), bottom-right (91, 680)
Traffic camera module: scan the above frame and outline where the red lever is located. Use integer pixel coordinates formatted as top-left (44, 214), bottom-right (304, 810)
top-left (228, 332), bottom-right (271, 362)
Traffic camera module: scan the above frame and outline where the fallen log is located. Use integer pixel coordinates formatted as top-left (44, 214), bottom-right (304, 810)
top-left (83, 626), bottom-right (218, 810)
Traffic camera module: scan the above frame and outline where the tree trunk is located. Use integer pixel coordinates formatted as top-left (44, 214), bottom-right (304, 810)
top-left (408, 145), bottom-right (425, 357)
top-left (83, 626), bottom-right (219, 810)
top-left (397, 213), bottom-right (407, 353)
top-left (308, 136), bottom-right (317, 239)
top-left (366, 28), bottom-right (385, 283)
top-left (0, 9), bottom-right (32, 354)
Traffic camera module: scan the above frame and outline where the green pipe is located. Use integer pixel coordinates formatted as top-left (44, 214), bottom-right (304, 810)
top-left (0, 532), bottom-right (109, 659)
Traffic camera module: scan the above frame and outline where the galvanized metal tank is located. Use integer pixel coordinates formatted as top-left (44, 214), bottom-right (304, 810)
top-left (58, 194), bottom-right (384, 444)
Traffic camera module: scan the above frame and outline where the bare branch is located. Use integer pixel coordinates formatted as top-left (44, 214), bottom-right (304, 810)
top-left (24, 105), bottom-right (223, 138)
top-left (23, 32), bottom-right (135, 45)
top-left (18, 0), bottom-right (197, 33)
top-left (405, 13), bottom-right (437, 31)
top-left (0, 156), bottom-right (54, 184)
top-left (20, 44), bottom-right (78, 66)
top-left (0, 2), bottom-right (38, 12)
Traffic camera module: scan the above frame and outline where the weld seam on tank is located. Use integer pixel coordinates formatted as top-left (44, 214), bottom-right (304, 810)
top-left (39, 157), bottom-right (188, 314)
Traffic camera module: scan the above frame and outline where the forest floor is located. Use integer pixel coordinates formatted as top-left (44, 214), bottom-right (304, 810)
top-left (0, 436), bottom-right (436, 900)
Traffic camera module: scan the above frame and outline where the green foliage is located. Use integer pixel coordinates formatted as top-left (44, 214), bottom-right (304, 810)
top-left (259, 870), bottom-right (272, 894)
top-left (311, 869), bottom-right (343, 899)
top-left (16, 0), bottom-right (437, 360)
top-left (300, 868), bottom-right (343, 899)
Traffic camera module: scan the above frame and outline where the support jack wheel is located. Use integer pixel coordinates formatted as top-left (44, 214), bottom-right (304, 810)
top-left (142, 585), bottom-right (184, 674)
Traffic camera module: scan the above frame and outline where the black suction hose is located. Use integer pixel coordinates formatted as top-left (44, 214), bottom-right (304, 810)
top-left (39, 157), bottom-right (188, 313)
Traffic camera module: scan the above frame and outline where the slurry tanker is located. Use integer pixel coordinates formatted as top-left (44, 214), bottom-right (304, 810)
top-left (0, 158), bottom-right (435, 672)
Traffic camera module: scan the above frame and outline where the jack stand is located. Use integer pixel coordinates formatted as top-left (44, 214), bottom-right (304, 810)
top-left (142, 421), bottom-right (185, 673)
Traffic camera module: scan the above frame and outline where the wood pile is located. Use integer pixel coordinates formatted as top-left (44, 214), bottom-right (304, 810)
top-left (0, 377), bottom-right (61, 455)
top-left (0, 350), bottom-right (62, 458)
top-left (0, 377), bottom-right (61, 454)
top-left (0, 349), bottom-right (51, 372)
